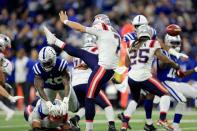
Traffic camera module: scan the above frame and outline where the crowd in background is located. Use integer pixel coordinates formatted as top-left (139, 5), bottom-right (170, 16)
top-left (0, 0), bottom-right (197, 108)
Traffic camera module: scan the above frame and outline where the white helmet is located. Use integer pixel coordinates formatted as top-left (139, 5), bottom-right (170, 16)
top-left (83, 33), bottom-right (97, 48)
top-left (136, 25), bottom-right (152, 39)
top-left (93, 14), bottom-right (111, 26)
top-left (165, 34), bottom-right (181, 52)
top-left (0, 34), bottom-right (11, 52)
top-left (38, 46), bottom-right (57, 72)
top-left (132, 15), bottom-right (148, 31)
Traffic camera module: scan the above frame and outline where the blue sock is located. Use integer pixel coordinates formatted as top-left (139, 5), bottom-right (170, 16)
top-left (160, 112), bottom-right (167, 121)
top-left (144, 99), bottom-right (153, 119)
top-left (123, 116), bottom-right (130, 124)
top-left (173, 114), bottom-right (182, 124)
top-left (85, 98), bottom-right (95, 121)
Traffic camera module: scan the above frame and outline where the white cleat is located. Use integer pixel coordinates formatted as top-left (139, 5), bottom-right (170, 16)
top-left (5, 109), bottom-right (15, 121)
top-left (42, 26), bottom-right (57, 45)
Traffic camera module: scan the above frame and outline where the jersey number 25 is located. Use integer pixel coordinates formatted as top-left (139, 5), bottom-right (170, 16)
top-left (130, 49), bottom-right (150, 65)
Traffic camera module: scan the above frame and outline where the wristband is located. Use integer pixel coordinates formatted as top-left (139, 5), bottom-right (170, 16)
top-left (63, 97), bottom-right (69, 103)
top-left (63, 20), bottom-right (69, 25)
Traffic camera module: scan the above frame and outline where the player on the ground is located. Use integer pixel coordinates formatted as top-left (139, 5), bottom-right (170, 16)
top-left (24, 97), bottom-right (70, 131)
top-left (43, 11), bottom-right (121, 131)
top-left (33, 46), bottom-right (79, 115)
top-left (156, 34), bottom-right (197, 131)
top-left (70, 33), bottom-right (117, 131)
top-left (0, 34), bottom-right (23, 104)
top-left (120, 25), bottom-right (185, 131)
top-left (118, 15), bottom-right (188, 131)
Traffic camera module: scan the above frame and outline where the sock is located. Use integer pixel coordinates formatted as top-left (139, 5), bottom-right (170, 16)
top-left (109, 121), bottom-right (115, 126)
top-left (146, 119), bottom-right (153, 125)
top-left (160, 112), bottom-right (167, 121)
top-left (123, 100), bottom-right (138, 117)
top-left (159, 95), bottom-right (170, 120)
top-left (77, 107), bottom-right (85, 119)
top-left (85, 98), bottom-right (95, 121)
top-left (86, 120), bottom-right (93, 131)
top-left (104, 106), bottom-right (115, 122)
top-left (144, 99), bottom-right (153, 124)
top-left (123, 116), bottom-right (130, 124)
top-left (173, 102), bottom-right (185, 124)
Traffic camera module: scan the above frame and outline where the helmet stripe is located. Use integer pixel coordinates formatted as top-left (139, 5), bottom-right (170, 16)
top-left (138, 16), bottom-right (140, 22)
top-left (43, 47), bottom-right (47, 60)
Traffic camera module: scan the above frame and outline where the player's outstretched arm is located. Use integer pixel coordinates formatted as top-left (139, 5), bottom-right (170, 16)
top-left (183, 67), bottom-right (197, 77)
top-left (34, 75), bottom-right (48, 101)
top-left (125, 55), bottom-right (131, 67)
top-left (59, 11), bottom-right (86, 32)
top-left (62, 69), bottom-right (70, 98)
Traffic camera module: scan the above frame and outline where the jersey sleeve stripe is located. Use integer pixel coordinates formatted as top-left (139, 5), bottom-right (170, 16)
top-left (33, 66), bottom-right (38, 75)
top-left (35, 64), bottom-right (41, 74)
top-left (152, 40), bottom-right (157, 47)
top-left (149, 40), bottom-right (154, 47)
top-left (90, 47), bottom-right (98, 52)
top-left (59, 59), bottom-right (64, 71)
top-left (61, 60), bottom-right (67, 71)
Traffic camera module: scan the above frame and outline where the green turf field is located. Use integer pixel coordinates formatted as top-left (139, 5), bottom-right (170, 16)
top-left (0, 108), bottom-right (197, 131)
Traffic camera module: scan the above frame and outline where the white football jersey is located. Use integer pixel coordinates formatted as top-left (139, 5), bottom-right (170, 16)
top-left (86, 23), bottom-right (121, 69)
top-left (1, 58), bottom-right (13, 76)
top-left (127, 40), bottom-right (161, 81)
top-left (72, 46), bottom-right (98, 86)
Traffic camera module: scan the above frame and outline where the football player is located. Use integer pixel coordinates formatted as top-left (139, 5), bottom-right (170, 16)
top-left (24, 97), bottom-right (70, 131)
top-left (0, 34), bottom-right (23, 106)
top-left (118, 15), bottom-right (188, 131)
top-left (33, 46), bottom-right (78, 115)
top-left (44, 11), bottom-right (121, 131)
top-left (120, 25), bottom-right (184, 131)
top-left (156, 34), bottom-right (197, 131)
top-left (70, 33), bottom-right (117, 131)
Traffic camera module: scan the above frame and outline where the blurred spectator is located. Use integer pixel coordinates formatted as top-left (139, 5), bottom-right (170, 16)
top-left (25, 49), bottom-right (38, 96)
top-left (15, 48), bottom-right (29, 106)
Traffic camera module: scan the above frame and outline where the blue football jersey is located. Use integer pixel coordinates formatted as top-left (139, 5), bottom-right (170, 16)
top-left (33, 57), bottom-right (68, 90)
top-left (157, 50), bottom-right (178, 82)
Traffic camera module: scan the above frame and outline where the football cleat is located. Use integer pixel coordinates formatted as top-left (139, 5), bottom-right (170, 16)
top-left (120, 122), bottom-right (129, 131)
top-left (43, 26), bottom-right (57, 45)
top-left (144, 123), bottom-right (157, 131)
top-left (108, 124), bottom-right (118, 131)
top-left (156, 119), bottom-right (174, 131)
top-left (118, 113), bottom-right (131, 129)
top-left (70, 116), bottom-right (81, 131)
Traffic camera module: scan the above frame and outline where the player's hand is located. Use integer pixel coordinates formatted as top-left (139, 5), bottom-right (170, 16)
top-left (59, 102), bottom-right (67, 116)
top-left (43, 26), bottom-right (57, 45)
top-left (177, 68), bottom-right (186, 78)
top-left (123, 33), bottom-right (136, 42)
top-left (74, 63), bottom-right (88, 70)
top-left (177, 53), bottom-right (188, 59)
top-left (59, 10), bottom-right (68, 23)
top-left (8, 95), bottom-right (24, 103)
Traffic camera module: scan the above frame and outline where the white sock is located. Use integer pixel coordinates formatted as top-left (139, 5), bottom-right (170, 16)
top-left (77, 108), bottom-right (85, 119)
top-left (146, 119), bottom-right (153, 125)
top-left (104, 106), bottom-right (115, 122)
top-left (175, 102), bottom-right (185, 114)
top-left (172, 123), bottom-right (179, 128)
top-left (0, 101), bottom-right (12, 113)
top-left (86, 121), bottom-right (93, 131)
top-left (55, 38), bottom-right (65, 49)
top-left (159, 95), bottom-right (170, 112)
top-left (123, 100), bottom-right (138, 117)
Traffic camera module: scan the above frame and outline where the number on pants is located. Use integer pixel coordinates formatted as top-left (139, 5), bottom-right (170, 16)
top-left (130, 49), bottom-right (150, 65)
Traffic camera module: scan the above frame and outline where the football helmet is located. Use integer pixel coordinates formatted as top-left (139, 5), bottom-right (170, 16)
top-left (165, 34), bottom-right (181, 52)
top-left (93, 14), bottom-right (111, 26)
top-left (0, 34), bottom-right (11, 52)
top-left (136, 25), bottom-right (152, 39)
top-left (38, 46), bottom-right (57, 72)
top-left (132, 15), bottom-right (148, 31)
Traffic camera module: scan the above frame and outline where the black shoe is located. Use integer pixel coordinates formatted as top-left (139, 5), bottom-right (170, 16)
top-left (108, 124), bottom-right (118, 131)
top-left (118, 113), bottom-right (131, 129)
top-left (144, 123), bottom-right (157, 131)
top-left (70, 116), bottom-right (81, 131)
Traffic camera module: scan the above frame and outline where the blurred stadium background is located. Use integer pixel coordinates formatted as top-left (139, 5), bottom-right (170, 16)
top-left (0, 0), bottom-right (197, 130)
